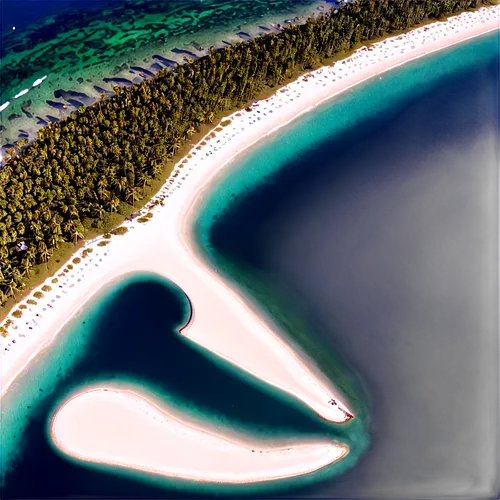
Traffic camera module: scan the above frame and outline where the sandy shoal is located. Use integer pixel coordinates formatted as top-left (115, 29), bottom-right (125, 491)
top-left (50, 386), bottom-right (348, 483)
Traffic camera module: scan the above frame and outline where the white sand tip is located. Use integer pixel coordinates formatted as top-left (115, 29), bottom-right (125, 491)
top-left (14, 89), bottom-right (30, 99)
top-left (32, 75), bottom-right (47, 87)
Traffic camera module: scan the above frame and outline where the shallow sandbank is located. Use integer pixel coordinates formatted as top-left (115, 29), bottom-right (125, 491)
top-left (51, 387), bottom-right (348, 483)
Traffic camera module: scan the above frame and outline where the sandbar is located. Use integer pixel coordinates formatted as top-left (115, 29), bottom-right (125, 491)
top-left (50, 386), bottom-right (348, 483)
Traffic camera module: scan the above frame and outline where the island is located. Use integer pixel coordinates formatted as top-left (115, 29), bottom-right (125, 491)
top-left (51, 386), bottom-right (349, 483)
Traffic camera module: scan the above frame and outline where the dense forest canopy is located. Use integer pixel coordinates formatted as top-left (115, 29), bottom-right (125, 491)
top-left (0, 0), bottom-right (494, 306)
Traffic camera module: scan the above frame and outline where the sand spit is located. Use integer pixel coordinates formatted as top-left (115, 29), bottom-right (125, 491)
top-left (50, 387), bottom-right (349, 483)
top-left (2, 7), bottom-right (499, 429)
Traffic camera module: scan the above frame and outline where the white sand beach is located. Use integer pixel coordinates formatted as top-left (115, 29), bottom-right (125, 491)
top-left (1, 5), bottom-right (499, 481)
top-left (50, 386), bottom-right (349, 483)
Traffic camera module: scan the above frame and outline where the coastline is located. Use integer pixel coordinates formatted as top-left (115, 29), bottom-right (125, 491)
top-left (0, 6), bottom-right (498, 479)
top-left (50, 386), bottom-right (349, 484)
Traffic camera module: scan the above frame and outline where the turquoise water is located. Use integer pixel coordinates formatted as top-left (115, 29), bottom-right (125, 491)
top-left (1, 30), bottom-right (498, 499)
top-left (196, 32), bottom-right (500, 241)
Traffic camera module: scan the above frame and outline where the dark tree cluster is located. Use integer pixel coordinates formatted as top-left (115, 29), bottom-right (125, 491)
top-left (0, 0), bottom-right (491, 306)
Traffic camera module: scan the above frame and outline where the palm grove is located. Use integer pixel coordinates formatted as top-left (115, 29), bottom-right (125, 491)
top-left (0, 0), bottom-right (493, 307)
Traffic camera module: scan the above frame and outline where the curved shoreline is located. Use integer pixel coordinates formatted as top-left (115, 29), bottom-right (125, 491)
top-left (1, 6), bottom-right (499, 430)
top-left (50, 386), bottom-right (349, 484)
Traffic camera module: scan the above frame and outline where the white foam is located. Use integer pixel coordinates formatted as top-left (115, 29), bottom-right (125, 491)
top-left (14, 89), bottom-right (30, 99)
top-left (0, 101), bottom-right (10, 112)
top-left (32, 75), bottom-right (47, 87)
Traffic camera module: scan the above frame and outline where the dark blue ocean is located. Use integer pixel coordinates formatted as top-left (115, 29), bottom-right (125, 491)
top-left (0, 18), bottom-right (498, 500)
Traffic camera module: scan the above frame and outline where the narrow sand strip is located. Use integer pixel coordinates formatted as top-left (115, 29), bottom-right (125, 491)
top-left (2, 7), bottom-right (499, 426)
top-left (50, 386), bottom-right (348, 483)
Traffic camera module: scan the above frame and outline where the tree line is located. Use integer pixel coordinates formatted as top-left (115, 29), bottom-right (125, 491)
top-left (0, 0), bottom-right (493, 306)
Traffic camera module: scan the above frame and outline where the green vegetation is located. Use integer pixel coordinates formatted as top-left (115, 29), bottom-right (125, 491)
top-left (41, 285), bottom-right (52, 292)
top-left (12, 310), bottom-right (23, 319)
top-left (0, 0), bottom-right (492, 311)
top-left (33, 291), bottom-right (44, 299)
top-left (72, 257), bottom-right (81, 264)
top-left (111, 227), bottom-right (129, 235)
top-left (81, 248), bottom-right (93, 258)
top-left (97, 240), bottom-right (110, 247)
top-left (27, 299), bottom-right (37, 305)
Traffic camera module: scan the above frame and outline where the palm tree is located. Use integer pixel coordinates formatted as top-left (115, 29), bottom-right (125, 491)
top-left (38, 242), bottom-right (52, 270)
top-left (12, 267), bottom-right (24, 288)
top-left (169, 139), bottom-right (182, 155)
top-left (151, 163), bottom-right (162, 179)
top-left (114, 176), bottom-right (128, 193)
top-left (134, 171), bottom-right (145, 191)
top-left (185, 126), bottom-right (196, 140)
top-left (20, 257), bottom-right (31, 276)
top-left (6, 278), bottom-right (18, 300)
top-left (109, 197), bottom-right (120, 212)
top-left (26, 246), bottom-right (37, 265)
top-left (93, 205), bottom-right (105, 220)
top-left (72, 230), bottom-right (84, 245)
top-left (126, 187), bottom-right (141, 207)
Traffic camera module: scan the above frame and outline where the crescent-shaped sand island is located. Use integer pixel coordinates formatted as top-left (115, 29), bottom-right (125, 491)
top-left (1, 3), bottom-right (499, 486)
top-left (51, 387), bottom-right (349, 483)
